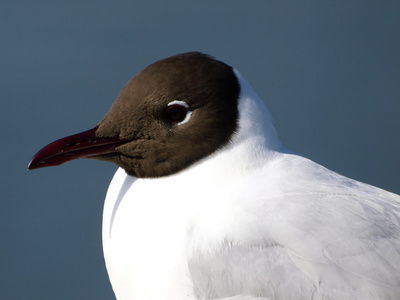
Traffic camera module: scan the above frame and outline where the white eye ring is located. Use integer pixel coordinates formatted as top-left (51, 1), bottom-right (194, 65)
top-left (167, 100), bottom-right (193, 125)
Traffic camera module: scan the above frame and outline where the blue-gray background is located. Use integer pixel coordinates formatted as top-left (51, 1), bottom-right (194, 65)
top-left (1, 1), bottom-right (399, 299)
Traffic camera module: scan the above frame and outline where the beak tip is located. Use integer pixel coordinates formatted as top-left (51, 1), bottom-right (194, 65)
top-left (27, 158), bottom-right (39, 170)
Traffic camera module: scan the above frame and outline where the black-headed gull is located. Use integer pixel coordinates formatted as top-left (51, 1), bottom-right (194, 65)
top-left (28, 52), bottom-right (400, 300)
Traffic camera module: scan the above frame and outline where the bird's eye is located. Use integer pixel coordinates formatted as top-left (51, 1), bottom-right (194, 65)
top-left (164, 104), bottom-right (187, 124)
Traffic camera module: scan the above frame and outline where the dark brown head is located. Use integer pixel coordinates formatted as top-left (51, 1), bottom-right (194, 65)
top-left (28, 52), bottom-right (240, 178)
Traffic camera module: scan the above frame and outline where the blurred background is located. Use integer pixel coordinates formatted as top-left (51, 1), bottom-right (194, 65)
top-left (1, 1), bottom-right (399, 299)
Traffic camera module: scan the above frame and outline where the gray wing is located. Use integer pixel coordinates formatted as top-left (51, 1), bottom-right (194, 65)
top-left (189, 158), bottom-right (400, 299)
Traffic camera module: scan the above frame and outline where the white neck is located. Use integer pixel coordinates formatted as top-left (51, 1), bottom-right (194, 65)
top-left (233, 69), bottom-right (282, 152)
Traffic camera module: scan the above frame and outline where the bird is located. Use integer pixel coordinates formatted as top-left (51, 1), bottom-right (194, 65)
top-left (28, 52), bottom-right (400, 300)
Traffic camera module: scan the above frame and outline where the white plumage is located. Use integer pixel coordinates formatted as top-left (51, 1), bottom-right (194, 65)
top-left (101, 71), bottom-right (400, 299)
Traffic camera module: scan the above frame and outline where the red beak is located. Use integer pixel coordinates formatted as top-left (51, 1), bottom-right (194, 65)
top-left (27, 126), bottom-right (127, 170)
